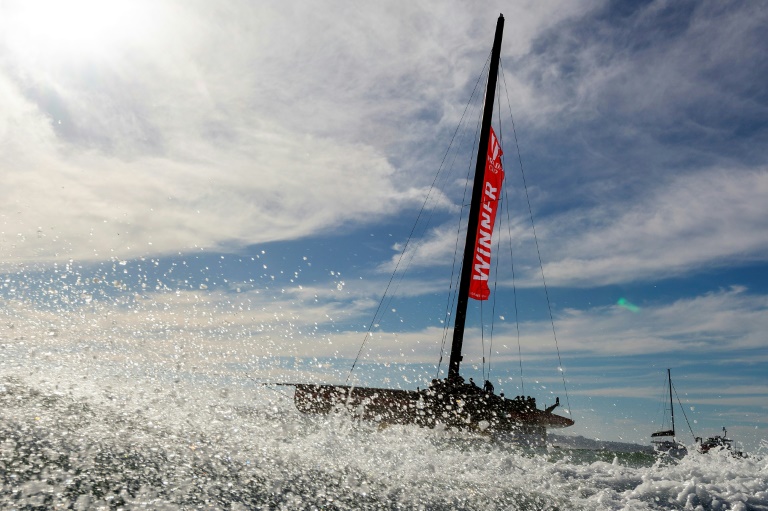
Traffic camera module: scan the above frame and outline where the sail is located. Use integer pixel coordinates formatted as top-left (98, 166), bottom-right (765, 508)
top-left (469, 126), bottom-right (504, 300)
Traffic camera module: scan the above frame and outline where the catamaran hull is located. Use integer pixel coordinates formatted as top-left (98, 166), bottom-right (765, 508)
top-left (293, 384), bottom-right (573, 435)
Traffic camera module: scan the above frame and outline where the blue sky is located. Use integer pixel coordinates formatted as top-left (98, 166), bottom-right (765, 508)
top-left (1, 0), bottom-right (766, 451)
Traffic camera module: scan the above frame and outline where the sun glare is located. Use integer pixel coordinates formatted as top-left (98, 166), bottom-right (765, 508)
top-left (4, 0), bottom-right (151, 59)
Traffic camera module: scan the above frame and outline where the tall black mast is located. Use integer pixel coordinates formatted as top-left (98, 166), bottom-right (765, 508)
top-left (668, 369), bottom-right (676, 436)
top-left (448, 14), bottom-right (505, 381)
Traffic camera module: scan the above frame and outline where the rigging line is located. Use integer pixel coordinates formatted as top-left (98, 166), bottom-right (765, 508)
top-left (373, 129), bottom-right (472, 326)
top-left (436, 186), bottom-right (471, 377)
top-left (387, 143), bottom-right (471, 312)
top-left (436, 164), bottom-right (472, 377)
top-left (438, 110), bottom-right (483, 378)
top-left (437, 62), bottom-right (490, 378)
top-left (485, 77), bottom-right (505, 384)
top-left (497, 107), bottom-right (524, 395)
top-left (487, 204), bottom-right (503, 383)
top-left (432, 113), bottom-right (482, 379)
top-left (435, 270), bottom-right (460, 379)
top-left (500, 58), bottom-right (570, 414)
top-left (654, 376), bottom-right (669, 428)
top-left (505, 178), bottom-right (525, 395)
top-left (436, 124), bottom-right (483, 378)
top-left (494, 66), bottom-right (525, 395)
top-left (672, 381), bottom-right (698, 442)
top-left (659, 375), bottom-right (672, 428)
top-left (349, 53), bottom-right (491, 384)
top-left (480, 298), bottom-right (486, 382)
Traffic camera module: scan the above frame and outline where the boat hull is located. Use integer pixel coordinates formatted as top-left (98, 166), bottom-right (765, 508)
top-left (652, 439), bottom-right (688, 458)
top-left (293, 383), bottom-right (573, 435)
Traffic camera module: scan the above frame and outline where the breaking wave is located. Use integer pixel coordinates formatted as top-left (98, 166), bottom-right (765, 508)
top-left (1, 366), bottom-right (766, 511)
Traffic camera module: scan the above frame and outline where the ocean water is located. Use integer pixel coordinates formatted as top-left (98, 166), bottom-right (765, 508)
top-left (1, 363), bottom-right (766, 511)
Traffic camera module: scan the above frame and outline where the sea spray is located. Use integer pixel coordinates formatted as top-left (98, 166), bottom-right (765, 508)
top-left (1, 368), bottom-right (766, 510)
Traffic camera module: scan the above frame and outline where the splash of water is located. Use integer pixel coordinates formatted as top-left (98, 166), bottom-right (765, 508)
top-left (1, 361), bottom-right (765, 510)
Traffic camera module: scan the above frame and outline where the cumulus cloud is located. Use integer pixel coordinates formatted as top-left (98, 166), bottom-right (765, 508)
top-left (533, 169), bottom-right (768, 286)
top-left (0, 0), bottom-right (588, 267)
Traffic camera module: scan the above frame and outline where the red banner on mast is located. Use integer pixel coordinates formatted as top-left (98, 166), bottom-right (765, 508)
top-left (468, 126), bottom-right (504, 301)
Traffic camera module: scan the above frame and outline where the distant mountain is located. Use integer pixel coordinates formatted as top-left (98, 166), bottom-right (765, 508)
top-left (550, 434), bottom-right (653, 453)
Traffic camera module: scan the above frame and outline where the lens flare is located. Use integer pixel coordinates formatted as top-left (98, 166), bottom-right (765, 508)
top-left (617, 297), bottom-right (639, 312)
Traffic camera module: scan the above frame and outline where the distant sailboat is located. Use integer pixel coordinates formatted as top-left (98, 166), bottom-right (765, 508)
top-left (275, 14), bottom-right (573, 442)
top-left (651, 369), bottom-right (688, 457)
top-left (651, 369), bottom-right (746, 458)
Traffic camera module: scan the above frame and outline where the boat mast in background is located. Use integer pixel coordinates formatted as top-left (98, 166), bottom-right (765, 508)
top-left (667, 368), bottom-right (676, 438)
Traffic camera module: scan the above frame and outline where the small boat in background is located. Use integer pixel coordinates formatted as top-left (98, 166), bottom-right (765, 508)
top-left (651, 369), bottom-right (688, 457)
top-left (651, 369), bottom-right (747, 458)
top-left (697, 427), bottom-right (747, 457)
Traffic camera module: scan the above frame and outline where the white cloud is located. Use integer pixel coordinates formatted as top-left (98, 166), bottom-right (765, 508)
top-left (0, 123), bottom-right (414, 265)
top-left (533, 168), bottom-right (768, 286)
top-left (4, 277), bottom-right (764, 370)
top-left (374, 166), bottom-right (768, 292)
top-left (0, 0), bottom-right (596, 267)
top-left (509, 1), bottom-right (768, 131)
